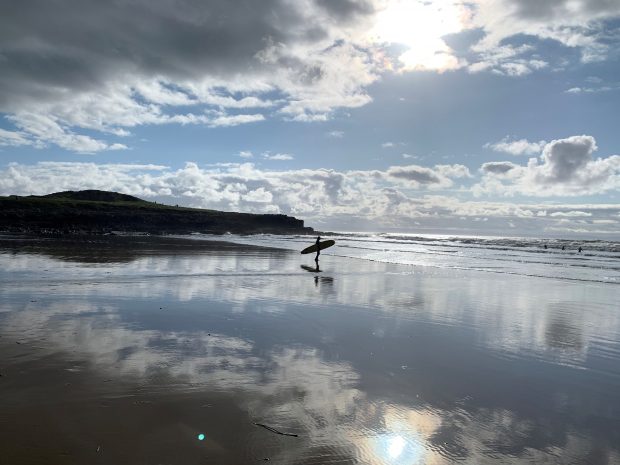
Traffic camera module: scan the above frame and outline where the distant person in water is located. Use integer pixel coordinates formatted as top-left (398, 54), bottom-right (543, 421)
top-left (579, 246), bottom-right (582, 253)
top-left (315, 236), bottom-right (321, 262)
top-left (544, 244), bottom-right (547, 249)
top-left (562, 245), bottom-right (565, 250)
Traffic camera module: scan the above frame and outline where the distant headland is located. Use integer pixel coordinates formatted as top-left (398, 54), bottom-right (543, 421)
top-left (0, 190), bottom-right (314, 235)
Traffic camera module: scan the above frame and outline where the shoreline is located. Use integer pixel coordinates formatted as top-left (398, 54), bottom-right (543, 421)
top-left (2, 232), bottom-right (617, 286)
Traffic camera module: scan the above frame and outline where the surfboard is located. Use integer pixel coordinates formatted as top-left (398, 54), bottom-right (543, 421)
top-left (301, 239), bottom-right (335, 254)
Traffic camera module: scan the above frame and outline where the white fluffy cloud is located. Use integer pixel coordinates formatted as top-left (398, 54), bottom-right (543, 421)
top-left (263, 153), bottom-right (294, 161)
top-left (0, 128), bottom-right (42, 148)
top-left (209, 114), bottom-right (265, 127)
top-left (435, 164), bottom-right (472, 179)
top-left (537, 135), bottom-right (598, 183)
top-left (475, 135), bottom-right (620, 197)
top-left (468, 45), bottom-right (549, 76)
top-left (485, 137), bottom-right (547, 156)
top-left (5, 113), bottom-right (130, 154)
top-left (469, 0), bottom-right (620, 64)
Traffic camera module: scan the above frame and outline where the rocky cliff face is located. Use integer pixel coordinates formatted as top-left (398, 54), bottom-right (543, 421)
top-left (0, 191), bottom-right (313, 235)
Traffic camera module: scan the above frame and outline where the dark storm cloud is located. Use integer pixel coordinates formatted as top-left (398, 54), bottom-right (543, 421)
top-left (314, 0), bottom-right (375, 21)
top-left (0, 0), bottom-right (374, 110)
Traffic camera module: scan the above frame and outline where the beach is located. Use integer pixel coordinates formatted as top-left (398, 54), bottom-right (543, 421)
top-left (1, 234), bottom-right (619, 464)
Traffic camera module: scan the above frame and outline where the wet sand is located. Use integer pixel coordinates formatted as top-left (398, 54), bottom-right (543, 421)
top-left (1, 235), bottom-right (619, 464)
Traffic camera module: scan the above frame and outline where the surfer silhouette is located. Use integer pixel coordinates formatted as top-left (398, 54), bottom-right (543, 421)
top-left (300, 236), bottom-right (334, 264)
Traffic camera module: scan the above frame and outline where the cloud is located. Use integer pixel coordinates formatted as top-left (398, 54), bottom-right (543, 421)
top-left (382, 142), bottom-right (395, 148)
top-left (238, 151), bottom-right (254, 159)
top-left (469, 0), bottom-right (620, 64)
top-left (243, 187), bottom-right (273, 203)
top-left (485, 137), bottom-right (547, 156)
top-left (326, 130), bottom-right (344, 138)
top-left (565, 81), bottom-right (620, 94)
top-left (0, 128), bottom-right (43, 148)
top-left (384, 164), bottom-right (470, 190)
top-left (386, 165), bottom-right (441, 184)
top-left (6, 113), bottom-right (130, 154)
top-left (208, 114), bottom-right (265, 127)
top-left (468, 45), bottom-right (550, 76)
top-left (0, 0), bottom-right (385, 152)
top-left (475, 135), bottom-right (620, 196)
top-left (263, 153), bottom-right (294, 161)
top-left (481, 161), bottom-right (519, 175)
top-left (435, 164), bottom-right (471, 178)
top-left (315, 0), bottom-right (375, 21)
top-left (537, 135), bottom-right (597, 183)
top-left (1, 0), bottom-right (619, 152)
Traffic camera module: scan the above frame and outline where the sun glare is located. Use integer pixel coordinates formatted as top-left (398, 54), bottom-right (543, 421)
top-left (371, 0), bottom-right (468, 71)
top-left (387, 435), bottom-right (406, 458)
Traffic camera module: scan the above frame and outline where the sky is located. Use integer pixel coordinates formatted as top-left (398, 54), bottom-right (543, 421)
top-left (1, 0), bottom-right (620, 237)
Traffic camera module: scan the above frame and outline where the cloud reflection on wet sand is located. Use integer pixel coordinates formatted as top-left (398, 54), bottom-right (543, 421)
top-left (1, 237), bottom-right (619, 464)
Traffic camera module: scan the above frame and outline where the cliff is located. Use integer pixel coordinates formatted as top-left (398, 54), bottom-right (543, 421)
top-left (0, 190), bottom-right (313, 235)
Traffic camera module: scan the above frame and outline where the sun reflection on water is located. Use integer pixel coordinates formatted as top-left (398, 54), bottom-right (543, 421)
top-left (356, 405), bottom-right (444, 465)
top-left (369, 431), bottom-right (425, 464)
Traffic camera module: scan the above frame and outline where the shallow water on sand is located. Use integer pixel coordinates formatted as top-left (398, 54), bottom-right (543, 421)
top-left (1, 236), bottom-right (619, 464)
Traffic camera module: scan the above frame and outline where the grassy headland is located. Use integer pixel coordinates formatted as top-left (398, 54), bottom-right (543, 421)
top-left (0, 190), bottom-right (313, 235)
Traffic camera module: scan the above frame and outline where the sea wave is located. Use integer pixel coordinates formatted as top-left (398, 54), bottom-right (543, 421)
top-left (182, 232), bottom-right (620, 285)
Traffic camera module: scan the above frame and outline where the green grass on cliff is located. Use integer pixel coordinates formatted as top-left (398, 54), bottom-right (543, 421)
top-left (0, 190), bottom-right (219, 214)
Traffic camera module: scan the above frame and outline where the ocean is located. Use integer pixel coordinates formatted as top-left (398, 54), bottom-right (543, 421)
top-left (185, 232), bottom-right (620, 285)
